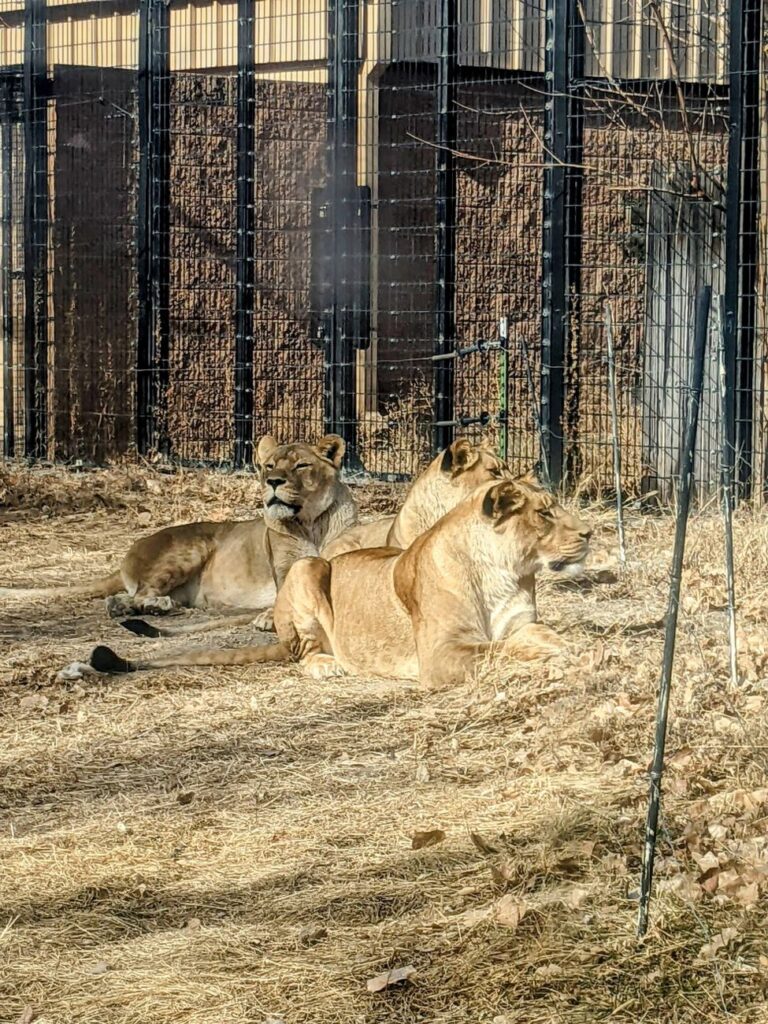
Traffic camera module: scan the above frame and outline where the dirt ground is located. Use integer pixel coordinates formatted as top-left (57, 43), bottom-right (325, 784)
top-left (2, 464), bottom-right (768, 1024)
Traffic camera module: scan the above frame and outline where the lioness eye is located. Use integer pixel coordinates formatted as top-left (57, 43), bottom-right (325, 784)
top-left (538, 507), bottom-right (554, 520)
top-left (295, 462), bottom-right (312, 470)
top-left (264, 463), bottom-right (274, 471)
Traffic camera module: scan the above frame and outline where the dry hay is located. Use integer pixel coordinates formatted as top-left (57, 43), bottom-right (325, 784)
top-left (2, 465), bottom-right (768, 1024)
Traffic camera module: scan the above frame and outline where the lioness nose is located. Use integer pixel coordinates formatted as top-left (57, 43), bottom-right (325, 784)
top-left (580, 526), bottom-right (592, 540)
top-left (267, 476), bottom-right (286, 489)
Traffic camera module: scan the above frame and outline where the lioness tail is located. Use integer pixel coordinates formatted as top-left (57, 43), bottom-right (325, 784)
top-left (0, 571), bottom-right (123, 601)
top-left (90, 641), bottom-right (292, 674)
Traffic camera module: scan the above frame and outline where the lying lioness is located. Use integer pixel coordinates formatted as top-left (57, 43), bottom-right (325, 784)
top-left (91, 476), bottom-right (592, 689)
top-left (1, 434), bottom-right (357, 626)
top-left (121, 436), bottom-right (512, 640)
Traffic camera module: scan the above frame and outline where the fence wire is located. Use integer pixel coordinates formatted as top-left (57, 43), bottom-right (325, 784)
top-left (0, 0), bottom-right (764, 498)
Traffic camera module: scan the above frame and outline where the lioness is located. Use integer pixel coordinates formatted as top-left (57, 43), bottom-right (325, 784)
top-left (1, 434), bottom-right (357, 625)
top-left (90, 476), bottom-right (592, 689)
top-left (320, 436), bottom-right (511, 559)
top-left (120, 435), bottom-right (512, 640)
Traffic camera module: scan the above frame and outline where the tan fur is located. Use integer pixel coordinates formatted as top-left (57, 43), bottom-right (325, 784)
top-left (105, 478), bottom-right (592, 688)
top-left (1, 435), bottom-right (357, 624)
top-left (319, 437), bottom-right (512, 559)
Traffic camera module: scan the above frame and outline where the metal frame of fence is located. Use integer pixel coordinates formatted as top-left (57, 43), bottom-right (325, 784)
top-left (0, 0), bottom-right (765, 496)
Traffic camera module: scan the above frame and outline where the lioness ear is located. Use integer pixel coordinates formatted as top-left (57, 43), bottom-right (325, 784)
top-left (440, 437), bottom-right (479, 477)
top-left (482, 481), bottom-right (527, 523)
top-left (315, 434), bottom-right (346, 468)
top-left (257, 435), bottom-right (278, 466)
top-left (517, 468), bottom-right (542, 488)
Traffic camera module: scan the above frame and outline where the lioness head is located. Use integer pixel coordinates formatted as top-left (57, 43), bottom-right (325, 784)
top-left (480, 477), bottom-right (592, 576)
top-left (257, 434), bottom-right (346, 525)
top-left (389, 437), bottom-right (514, 548)
top-left (438, 437), bottom-right (511, 489)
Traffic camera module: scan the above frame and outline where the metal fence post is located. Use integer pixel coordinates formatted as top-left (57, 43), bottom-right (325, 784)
top-left (23, 0), bottom-right (48, 459)
top-left (137, 0), bottom-right (170, 458)
top-left (540, 0), bottom-right (584, 487)
top-left (234, 0), bottom-right (255, 468)
top-left (723, 0), bottom-right (760, 497)
top-left (432, 0), bottom-right (457, 455)
top-left (2, 81), bottom-right (14, 458)
top-left (325, 0), bottom-right (360, 461)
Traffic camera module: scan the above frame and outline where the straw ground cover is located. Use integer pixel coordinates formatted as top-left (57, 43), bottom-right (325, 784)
top-left (2, 464), bottom-right (768, 1024)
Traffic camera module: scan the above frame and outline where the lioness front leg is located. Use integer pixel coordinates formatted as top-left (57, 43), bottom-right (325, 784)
top-left (106, 589), bottom-right (178, 619)
top-left (497, 621), bottom-right (567, 661)
top-left (416, 626), bottom-right (565, 689)
top-left (273, 557), bottom-right (338, 678)
top-left (302, 653), bottom-right (345, 679)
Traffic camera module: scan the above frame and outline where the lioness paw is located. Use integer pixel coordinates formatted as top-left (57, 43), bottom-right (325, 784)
top-left (105, 593), bottom-right (133, 618)
top-left (140, 595), bottom-right (175, 615)
top-left (251, 610), bottom-right (275, 633)
top-left (303, 653), bottom-right (344, 680)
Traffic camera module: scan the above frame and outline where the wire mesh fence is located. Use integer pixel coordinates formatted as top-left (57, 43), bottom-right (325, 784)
top-left (0, 0), bottom-right (764, 498)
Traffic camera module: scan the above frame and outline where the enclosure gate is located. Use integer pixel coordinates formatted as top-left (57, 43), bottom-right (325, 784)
top-left (0, 0), bottom-right (765, 497)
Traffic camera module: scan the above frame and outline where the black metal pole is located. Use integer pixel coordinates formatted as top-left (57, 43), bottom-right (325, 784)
top-left (136, 0), bottom-right (170, 458)
top-left (717, 294), bottom-right (739, 688)
top-left (234, 0), bottom-right (255, 468)
top-left (136, 0), bottom-right (152, 455)
top-left (723, 0), bottom-right (759, 496)
top-left (2, 84), bottom-right (14, 458)
top-left (540, 0), bottom-right (583, 487)
top-left (432, 0), bottom-right (457, 455)
top-left (23, 0), bottom-right (48, 459)
top-left (637, 285), bottom-right (711, 939)
top-left (325, 0), bottom-right (360, 460)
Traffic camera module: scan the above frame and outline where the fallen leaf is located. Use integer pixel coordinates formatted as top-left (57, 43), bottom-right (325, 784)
top-left (658, 873), bottom-right (701, 901)
top-left (668, 745), bottom-right (694, 769)
top-left (415, 764), bottom-right (431, 783)
top-left (298, 923), bottom-right (328, 945)
top-left (471, 831), bottom-right (499, 855)
top-left (491, 859), bottom-right (516, 887)
top-left (460, 905), bottom-right (492, 928)
top-left (136, 511), bottom-right (152, 527)
top-left (15, 1009), bottom-right (36, 1024)
top-left (700, 872), bottom-right (719, 894)
top-left (411, 829), bottom-right (446, 850)
top-left (493, 895), bottom-right (527, 929)
top-left (562, 885), bottom-right (590, 909)
top-left (697, 927), bottom-right (739, 961)
top-left (177, 791), bottom-right (194, 805)
top-left (87, 961), bottom-right (110, 976)
top-left (694, 850), bottom-right (720, 875)
top-left (734, 881), bottom-right (759, 908)
top-left (366, 965), bottom-right (417, 992)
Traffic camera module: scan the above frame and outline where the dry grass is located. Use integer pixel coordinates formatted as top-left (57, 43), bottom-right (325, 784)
top-left (2, 464), bottom-right (768, 1024)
